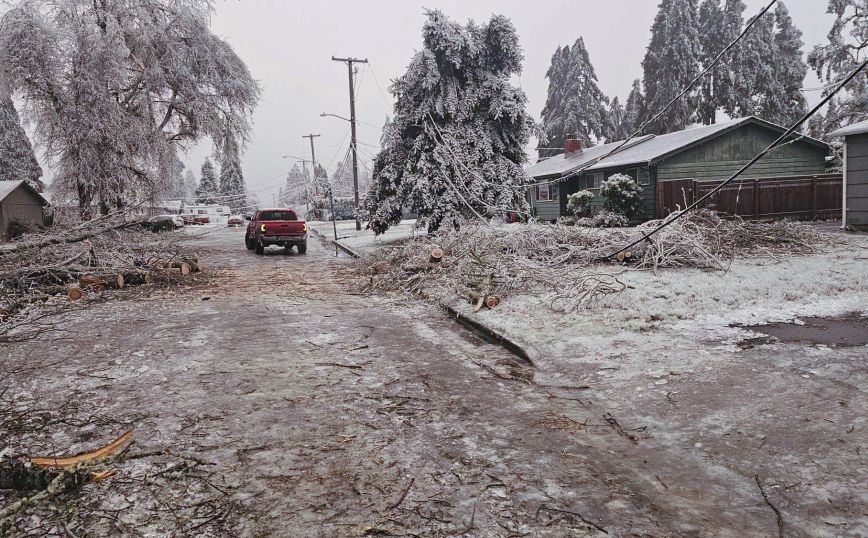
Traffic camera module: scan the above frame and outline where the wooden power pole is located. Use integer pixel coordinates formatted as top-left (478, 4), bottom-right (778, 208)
top-left (332, 56), bottom-right (368, 231)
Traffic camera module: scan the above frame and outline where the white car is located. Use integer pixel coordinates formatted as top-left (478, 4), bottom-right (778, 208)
top-left (148, 214), bottom-right (185, 229)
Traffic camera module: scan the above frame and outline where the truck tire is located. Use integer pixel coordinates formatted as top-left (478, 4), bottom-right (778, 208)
top-left (245, 236), bottom-right (255, 250)
top-left (255, 240), bottom-right (265, 255)
top-left (297, 240), bottom-right (307, 255)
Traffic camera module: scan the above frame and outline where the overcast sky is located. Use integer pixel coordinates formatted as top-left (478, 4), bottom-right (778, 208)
top-left (184, 0), bottom-right (835, 206)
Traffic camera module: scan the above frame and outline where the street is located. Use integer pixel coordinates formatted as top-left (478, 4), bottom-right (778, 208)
top-left (4, 226), bottom-right (865, 537)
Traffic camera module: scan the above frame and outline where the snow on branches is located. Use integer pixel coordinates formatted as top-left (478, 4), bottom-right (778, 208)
top-left (0, 0), bottom-right (260, 219)
top-left (363, 10), bottom-right (536, 234)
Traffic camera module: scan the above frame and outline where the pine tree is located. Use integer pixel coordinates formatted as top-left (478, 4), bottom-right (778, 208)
top-left (697, 0), bottom-right (736, 124)
top-left (218, 137), bottom-right (247, 212)
top-left (808, 0), bottom-right (868, 129)
top-left (766, 2), bottom-right (808, 127)
top-left (364, 10), bottom-right (535, 234)
top-left (283, 164), bottom-right (308, 207)
top-left (731, 13), bottom-right (777, 118)
top-left (0, 91), bottom-right (43, 191)
top-left (717, 0), bottom-right (747, 119)
top-left (624, 79), bottom-right (646, 136)
top-left (182, 170), bottom-right (197, 201)
top-left (196, 159), bottom-right (219, 204)
top-left (539, 38), bottom-right (609, 158)
top-left (642, 0), bottom-right (702, 134)
top-left (604, 97), bottom-right (631, 142)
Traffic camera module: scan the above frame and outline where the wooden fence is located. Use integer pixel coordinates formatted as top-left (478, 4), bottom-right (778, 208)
top-left (657, 174), bottom-right (843, 220)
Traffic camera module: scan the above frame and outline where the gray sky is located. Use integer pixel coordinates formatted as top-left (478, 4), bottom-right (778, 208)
top-left (185, 0), bottom-right (835, 206)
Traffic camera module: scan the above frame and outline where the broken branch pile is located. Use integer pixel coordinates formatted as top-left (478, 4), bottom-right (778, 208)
top-left (0, 217), bottom-right (203, 343)
top-left (357, 211), bottom-right (828, 312)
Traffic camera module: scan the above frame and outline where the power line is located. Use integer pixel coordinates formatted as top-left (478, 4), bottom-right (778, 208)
top-left (605, 55), bottom-right (868, 260)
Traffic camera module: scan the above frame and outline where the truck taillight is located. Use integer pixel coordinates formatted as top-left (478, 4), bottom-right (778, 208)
top-left (260, 224), bottom-right (266, 232)
top-left (303, 224), bottom-right (308, 232)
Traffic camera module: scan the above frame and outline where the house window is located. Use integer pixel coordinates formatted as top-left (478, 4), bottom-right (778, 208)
top-left (537, 183), bottom-right (551, 202)
top-left (637, 168), bottom-right (651, 186)
top-left (583, 173), bottom-right (604, 190)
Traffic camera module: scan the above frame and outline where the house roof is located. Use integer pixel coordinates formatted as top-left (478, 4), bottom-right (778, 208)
top-left (828, 119), bottom-right (868, 138)
top-left (0, 180), bottom-right (48, 206)
top-left (526, 116), bottom-right (829, 179)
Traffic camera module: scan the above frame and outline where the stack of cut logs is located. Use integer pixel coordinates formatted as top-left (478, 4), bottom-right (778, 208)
top-left (66, 256), bottom-right (203, 300)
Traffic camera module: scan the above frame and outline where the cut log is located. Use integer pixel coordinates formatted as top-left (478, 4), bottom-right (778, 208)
top-left (429, 247), bottom-right (444, 263)
top-left (79, 274), bottom-right (107, 289)
top-left (180, 262), bottom-right (191, 276)
top-left (616, 251), bottom-right (626, 262)
top-left (485, 295), bottom-right (500, 309)
top-left (67, 286), bottom-right (83, 300)
top-left (116, 273), bottom-right (125, 289)
top-left (473, 296), bottom-right (485, 313)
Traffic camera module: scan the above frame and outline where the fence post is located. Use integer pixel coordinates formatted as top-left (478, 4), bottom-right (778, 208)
top-left (692, 180), bottom-right (698, 207)
top-left (811, 175), bottom-right (818, 220)
top-left (753, 179), bottom-right (760, 219)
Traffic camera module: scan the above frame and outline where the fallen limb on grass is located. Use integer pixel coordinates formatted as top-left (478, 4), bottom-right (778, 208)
top-left (357, 211), bottom-right (828, 311)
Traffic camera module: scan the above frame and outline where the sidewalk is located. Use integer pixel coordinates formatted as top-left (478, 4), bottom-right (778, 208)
top-left (308, 219), bottom-right (419, 255)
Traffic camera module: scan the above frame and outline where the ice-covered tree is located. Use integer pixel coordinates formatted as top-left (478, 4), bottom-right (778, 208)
top-left (379, 116), bottom-right (392, 150)
top-left (642, 0), bottom-right (702, 134)
top-left (196, 159), bottom-right (219, 204)
top-left (604, 97), bottom-right (631, 142)
top-left (0, 90), bottom-right (43, 191)
top-left (282, 163), bottom-right (308, 207)
top-left (364, 10), bottom-right (536, 234)
top-left (0, 0), bottom-right (260, 219)
top-left (730, 13), bottom-right (777, 119)
top-left (808, 0), bottom-right (868, 129)
top-left (539, 38), bottom-right (609, 157)
top-left (182, 169), bottom-right (197, 201)
top-left (697, 0), bottom-right (747, 124)
top-left (766, 2), bottom-right (808, 126)
top-left (219, 137), bottom-right (247, 212)
top-left (623, 79), bottom-right (646, 136)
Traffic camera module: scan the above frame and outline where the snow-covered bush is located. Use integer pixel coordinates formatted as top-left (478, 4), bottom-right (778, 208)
top-left (600, 174), bottom-right (643, 219)
top-left (577, 210), bottom-right (630, 228)
top-left (566, 190), bottom-right (595, 217)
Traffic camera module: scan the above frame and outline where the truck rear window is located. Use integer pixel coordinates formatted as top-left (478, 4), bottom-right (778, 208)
top-left (259, 211), bottom-right (297, 221)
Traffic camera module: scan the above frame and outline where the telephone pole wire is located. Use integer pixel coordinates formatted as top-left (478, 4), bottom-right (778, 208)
top-left (332, 55), bottom-right (368, 231)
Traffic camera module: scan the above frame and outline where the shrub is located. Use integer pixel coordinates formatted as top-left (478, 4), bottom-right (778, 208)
top-left (566, 190), bottom-right (595, 217)
top-left (600, 173), bottom-right (643, 219)
top-left (577, 210), bottom-right (630, 228)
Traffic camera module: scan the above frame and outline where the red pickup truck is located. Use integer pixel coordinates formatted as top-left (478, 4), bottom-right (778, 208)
top-left (245, 209), bottom-right (308, 255)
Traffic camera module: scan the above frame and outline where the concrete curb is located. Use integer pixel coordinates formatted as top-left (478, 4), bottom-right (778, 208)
top-left (309, 227), bottom-right (365, 259)
top-left (443, 305), bottom-right (535, 366)
top-left (310, 225), bottom-right (535, 366)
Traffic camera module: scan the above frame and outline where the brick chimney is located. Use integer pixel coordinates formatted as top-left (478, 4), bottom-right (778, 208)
top-left (564, 138), bottom-right (583, 158)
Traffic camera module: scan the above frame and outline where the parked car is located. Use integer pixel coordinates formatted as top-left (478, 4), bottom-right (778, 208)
top-left (245, 208), bottom-right (307, 254)
top-left (227, 215), bottom-right (244, 227)
top-left (145, 214), bottom-right (183, 232)
top-left (181, 214), bottom-right (208, 225)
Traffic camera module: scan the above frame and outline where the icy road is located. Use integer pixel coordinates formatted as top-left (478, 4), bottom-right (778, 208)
top-left (4, 226), bottom-right (866, 537)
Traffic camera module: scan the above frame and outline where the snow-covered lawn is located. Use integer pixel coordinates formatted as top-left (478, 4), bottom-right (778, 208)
top-left (308, 219), bottom-right (421, 254)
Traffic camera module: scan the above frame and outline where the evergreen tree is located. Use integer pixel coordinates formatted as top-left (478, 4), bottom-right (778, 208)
top-left (539, 38), bottom-right (609, 158)
top-left (697, 0), bottom-right (733, 124)
top-left (218, 137), bottom-right (247, 212)
top-left (0, 91), bottom-right (43, 191)
top-left (717, 0), bottom-right (747, 119)
top-left (182, 170), bottom-right (197, 201)
top-left (767, 2), bottom-right (808, 126)
top-left (380, 116), bottom-right (392, 149)
top-left (623, 79), bottom-right (646, 136)
top-left (364, 10), bottom-right (535, 234)
top-left (196, 159), bottom-right (219, 204)
top-left (730, 13), bottom-right (777, 118)
top-left (313, 162), bottom-right (329, 196)
top-left (282, 164), bottom-right (308, 207)
top-left (642, 0), bottom-right (702, 134)
top-left (808, 0), bottom-right (868, 129)
top-left (604, 97), bottom-right (631, 141)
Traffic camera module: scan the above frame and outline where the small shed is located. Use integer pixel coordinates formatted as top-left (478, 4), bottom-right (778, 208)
top-left (526, 116), bottom-right (831, 222)
top-left (829, 119), bottom-right (868, 230)
top-left (0, 180), bottom-right (49, 241)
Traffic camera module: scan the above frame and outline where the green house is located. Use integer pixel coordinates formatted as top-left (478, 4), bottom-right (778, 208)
top-left (527, 116), bottom-right (830, 221)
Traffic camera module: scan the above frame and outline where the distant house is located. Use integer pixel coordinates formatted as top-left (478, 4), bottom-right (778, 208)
top-left (829, 119), bottom-right (868, 231)
top-left (527, 116), bottom-right (831, 221)
top-left (0, 180), bottom-right (49, 241)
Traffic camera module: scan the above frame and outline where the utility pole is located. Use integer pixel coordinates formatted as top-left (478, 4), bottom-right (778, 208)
top-left (303, 133), bottom-right (338, 250)
top-left (332, 55), bottom-right (368, 231)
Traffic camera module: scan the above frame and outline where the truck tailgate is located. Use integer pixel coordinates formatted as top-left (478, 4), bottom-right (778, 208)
top-left (262, 221), bottom-right (305, 235)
